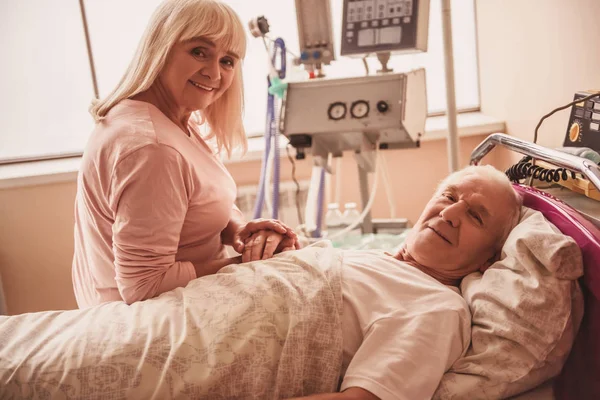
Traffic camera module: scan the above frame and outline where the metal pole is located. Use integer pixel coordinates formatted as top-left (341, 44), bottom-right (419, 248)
top-left (441, 0), bottom-right (460, 172)
top-left (357, 162), bottom-right (374, 234)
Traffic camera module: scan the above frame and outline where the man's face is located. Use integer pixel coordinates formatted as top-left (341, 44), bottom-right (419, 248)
top-left (405, 173), bottom-right (514, 278)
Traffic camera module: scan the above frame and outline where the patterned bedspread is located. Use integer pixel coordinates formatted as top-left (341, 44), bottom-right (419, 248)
top-left (0, 242), bottom-right (344, 399)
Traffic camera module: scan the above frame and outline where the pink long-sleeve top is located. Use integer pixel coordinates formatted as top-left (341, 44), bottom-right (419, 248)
top-left (72, 99), bottom-right (241, 308)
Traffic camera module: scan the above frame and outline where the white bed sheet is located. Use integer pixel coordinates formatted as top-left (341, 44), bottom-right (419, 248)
top-left (0, 242), bottom-right (344, 399)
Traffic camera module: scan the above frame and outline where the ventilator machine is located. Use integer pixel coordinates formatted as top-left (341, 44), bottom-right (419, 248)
top-left (249, 0), bottom-right (437, 240)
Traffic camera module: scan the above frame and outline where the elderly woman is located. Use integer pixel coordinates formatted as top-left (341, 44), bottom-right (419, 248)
top-left (72, 0), bottom-right (298, 308)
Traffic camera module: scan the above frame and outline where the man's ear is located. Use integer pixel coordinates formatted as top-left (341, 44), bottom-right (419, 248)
top-left (479, 251), bottom-right (500, 273)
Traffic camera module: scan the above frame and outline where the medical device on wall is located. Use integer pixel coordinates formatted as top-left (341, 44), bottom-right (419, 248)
top-left (286, 0), bottom-right (429, 236)
top-left (294, 0), bottom-right (336, 73)
top-left (340, 0), bottom-right (430, 57)
top-left (279, 69), bottom-right (426, 236)
top-left (563, 90), bottom-right (600, 152)
top-left (250, 0), bottom-right (431, 238)
top-left (288, 0), bottom-right (430, 160)
top-left (281, 69), bottom-right (426, 160)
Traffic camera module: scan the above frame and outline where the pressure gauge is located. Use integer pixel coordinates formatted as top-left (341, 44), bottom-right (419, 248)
top-left (350, 100), bottom-right (369, 119)
top-left (327, 101), bottom-right (347, 121)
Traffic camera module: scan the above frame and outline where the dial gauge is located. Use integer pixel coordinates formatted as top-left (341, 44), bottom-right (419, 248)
top-left (350, 100), bottom-right (369, 119)
top-left (327, 101), bottom-right (347, 121)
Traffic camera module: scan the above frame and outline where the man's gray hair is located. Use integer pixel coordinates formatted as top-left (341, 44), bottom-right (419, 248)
top-left (435, 165), bottom-right (522, 249)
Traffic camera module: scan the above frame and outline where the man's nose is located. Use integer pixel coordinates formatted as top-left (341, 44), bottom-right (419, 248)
top-left (439, 202), bottom-right (465, 227)
top-left (201, 59), bottom-right (221, 81)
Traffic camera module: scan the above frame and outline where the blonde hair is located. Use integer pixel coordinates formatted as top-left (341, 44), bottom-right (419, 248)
top-left (436, 165), bottom-right (523, 248)
top-left (90, 0), bottom-right (247, 156)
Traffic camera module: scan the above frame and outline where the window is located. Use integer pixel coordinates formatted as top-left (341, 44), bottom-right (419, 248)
top-left (0, 0), bottom-right (479, 162)
top-left (0, 0), bottom-right (96, 162)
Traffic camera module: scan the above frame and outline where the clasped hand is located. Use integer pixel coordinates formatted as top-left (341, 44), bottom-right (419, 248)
top-left (231, 219), bottom-right (300, 262)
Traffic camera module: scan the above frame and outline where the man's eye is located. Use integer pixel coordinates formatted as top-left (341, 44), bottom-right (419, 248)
top-left (470, 211), bottom-right (483, 225)
top-left (443, 193), bottom-right (455, 202)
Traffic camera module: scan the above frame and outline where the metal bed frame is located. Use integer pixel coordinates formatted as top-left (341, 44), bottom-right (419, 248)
top-left (470, 133), bottom-right (600, 400)
top-left (470, 133), bottom-right (600, 191)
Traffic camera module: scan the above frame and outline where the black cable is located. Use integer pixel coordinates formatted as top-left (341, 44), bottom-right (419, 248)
top-left (553, 169), bottom-right (561, 182)
top-left (505, 155), bottom-right (580, 188)
top-left (286, 144), bottom-right (307, 237)
top-left (505, 156), bottom-right (533, 182)
top-left (533, 91), bottom-right (600, 144)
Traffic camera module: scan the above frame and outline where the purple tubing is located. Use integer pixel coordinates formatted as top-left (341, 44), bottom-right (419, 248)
top-left (252, 38), bottom-right (286, 220)
top-left (252, 89), bottom-right (273, 219)
top-left (272, 109), bottom-right (280, 220)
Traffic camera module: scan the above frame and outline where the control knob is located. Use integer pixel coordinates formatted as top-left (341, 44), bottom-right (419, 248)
top-left (376, 101), bottom-right (389, 113)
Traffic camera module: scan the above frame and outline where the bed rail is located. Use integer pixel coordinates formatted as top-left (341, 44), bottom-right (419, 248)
top-left (470, 133), bottom-right (600, 192)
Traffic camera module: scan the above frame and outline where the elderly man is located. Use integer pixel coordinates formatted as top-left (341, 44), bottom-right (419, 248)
top-left (247, 164), bottom-right (522, 400)
top-left (0, 166), bottom-right (521, 400)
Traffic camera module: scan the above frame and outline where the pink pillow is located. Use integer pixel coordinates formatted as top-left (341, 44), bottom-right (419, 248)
top-left (434, 206), bottom-right (584, 399)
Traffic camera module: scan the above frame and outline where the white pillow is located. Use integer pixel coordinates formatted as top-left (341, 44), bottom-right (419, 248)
top-left (434, 207), bottom-right (584, 399)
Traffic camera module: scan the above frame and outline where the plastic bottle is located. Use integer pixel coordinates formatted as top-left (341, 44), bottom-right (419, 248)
top-left (342, 202), bottom-right (363, 246)
top-left (325, 203), bottom-right (345, 240)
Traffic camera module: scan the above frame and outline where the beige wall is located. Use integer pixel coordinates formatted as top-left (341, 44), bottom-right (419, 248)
top-left (0, 182), bottom-right (78, 315)
top-left (475, 0), bottom-right (600, 169)
top-left (2, 0), bottom-right (598, 315)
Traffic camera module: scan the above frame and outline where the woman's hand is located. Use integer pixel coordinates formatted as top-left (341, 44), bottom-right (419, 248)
top-left (228, 219), bottom-right (300, 255)
top-left (242, 230), bottom-right (296, 262)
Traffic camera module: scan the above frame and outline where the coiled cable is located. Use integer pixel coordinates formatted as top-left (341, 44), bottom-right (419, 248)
top-left (505, 156), bottom-right (577, 184)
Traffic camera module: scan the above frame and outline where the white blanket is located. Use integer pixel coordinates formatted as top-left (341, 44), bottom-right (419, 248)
top-left (0, 242), bottom-right (344, 399)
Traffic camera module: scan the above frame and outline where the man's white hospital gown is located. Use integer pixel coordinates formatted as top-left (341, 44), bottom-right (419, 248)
top-left (340, 250), bottom-right (471, 400)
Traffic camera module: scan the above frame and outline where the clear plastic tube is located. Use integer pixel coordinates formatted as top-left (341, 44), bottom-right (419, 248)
top-left (327, 144), bottom-right (381, 241)
top-left (379, 154), bottom-right (396, 218)
top-left (334, 157), bottom-right (343, 205)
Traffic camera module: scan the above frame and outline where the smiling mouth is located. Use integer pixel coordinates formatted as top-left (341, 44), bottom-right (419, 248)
top-left (428, 226), bottom-right (452, 245)
top-left (189, 80), bottom-right (217, 92)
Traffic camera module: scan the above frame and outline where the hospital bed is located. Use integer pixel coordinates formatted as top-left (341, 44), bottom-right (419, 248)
top-left (328, 179), bottom-right (599, 400)
top-left (450, 180), bottom-right (599, 400)
top-left (1, 134), bottom-right (599, 399)
top-left (469, 133), bottom-right (600, 400)
top-left (333, 132), bottom-right (600, 400)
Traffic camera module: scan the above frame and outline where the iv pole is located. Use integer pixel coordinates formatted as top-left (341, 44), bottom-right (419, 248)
top-left (441, 0), bottom-right (460, 173)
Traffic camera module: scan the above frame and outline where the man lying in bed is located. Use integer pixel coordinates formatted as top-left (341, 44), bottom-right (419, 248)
top-left (0, 165), bottom-right (521, 400)
top-left (283, 164), bottom-right (522, 400)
